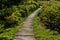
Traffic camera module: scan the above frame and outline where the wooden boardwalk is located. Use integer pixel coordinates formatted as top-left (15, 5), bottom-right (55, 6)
top-left (13, 8), bottom-right (41, 40)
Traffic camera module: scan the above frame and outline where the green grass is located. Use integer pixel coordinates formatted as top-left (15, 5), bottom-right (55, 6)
top-left (0, 18), bottom-right (25, 40)
top-left (33, 16), bottom-right (60, 40)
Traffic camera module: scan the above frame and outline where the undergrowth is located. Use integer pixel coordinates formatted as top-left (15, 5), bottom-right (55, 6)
top-left (33, 16), bottom-right (60, 40)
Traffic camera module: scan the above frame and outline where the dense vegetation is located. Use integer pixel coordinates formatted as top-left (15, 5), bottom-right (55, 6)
top-left (33, 0), bottom-right (60, 40)
top-left (33, 16), bottom-right (60, 40)
top-left (1, 0), bottom-right (60, 40)
top-left (39, 0), bottom-right (60, 32)
top-left (0, 0), bottom-right (40, 40)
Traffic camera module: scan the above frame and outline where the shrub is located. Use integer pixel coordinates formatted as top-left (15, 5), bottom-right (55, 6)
top-left (0, 6), bottom-right (22, 28)
top-left (0, 0), bottom-right (40, 40)
top-left (0, 0), bottom-right (40, 28)
top-left (39, 1), bottom-right (60, 32)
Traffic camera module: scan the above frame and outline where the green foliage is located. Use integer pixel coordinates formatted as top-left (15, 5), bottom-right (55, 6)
top-left (33, 16), bottom-right (60, 40)
top-left (0, 0), bottom-right (39, 28)
top-left (39, 1), bottom-right (60, 31)
top-left (0, 0), bottom-right (40, 40)
top-left (0, 17), bottom-right (24, 40)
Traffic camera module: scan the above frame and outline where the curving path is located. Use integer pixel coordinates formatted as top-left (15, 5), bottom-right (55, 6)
top-left (14, 7), bottom-right (41, 40)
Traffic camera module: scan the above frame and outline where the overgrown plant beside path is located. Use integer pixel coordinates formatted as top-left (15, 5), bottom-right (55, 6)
top-left (33, 0), bottom-right (60, 40)
top-left (33, 16), bottom-right (60, 40)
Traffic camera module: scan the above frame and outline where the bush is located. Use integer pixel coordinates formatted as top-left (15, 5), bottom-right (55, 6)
top-left (0, 0), bottom-right (40, 29)
top-left (39, 1), bottom-right (60, 32)
top-left (0, 0), bottom-right (40, 40)
top-left (0, 6), bottom-right (22, 28)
